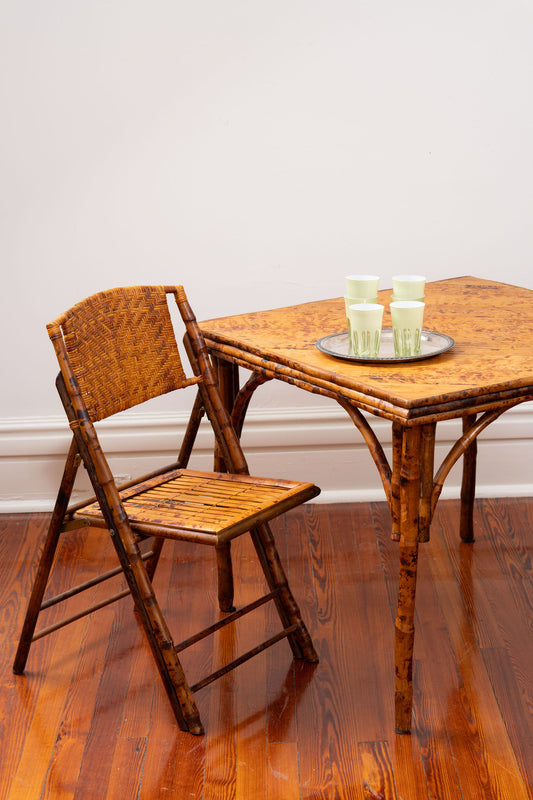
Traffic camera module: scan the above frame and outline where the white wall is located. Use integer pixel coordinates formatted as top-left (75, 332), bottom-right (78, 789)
top-left (2, 1), bottom-right (533, 510)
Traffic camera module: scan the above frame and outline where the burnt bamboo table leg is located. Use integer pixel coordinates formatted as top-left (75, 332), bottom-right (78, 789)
top-left (213, 355), bottom-right (242, 612)
top-left (394, 424), bottom-right (422, 734)
top-left (460, 413), bottom-right (477, 543)
top-left (390, 423), bottom-right (402, 542)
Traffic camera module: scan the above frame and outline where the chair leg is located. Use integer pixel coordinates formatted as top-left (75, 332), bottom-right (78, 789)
top-left (250, 522), bottom-right (318, 663)
top-left (110, 526), bottom-right (205, 735)
top-left (144, 537), bottom-right (165, 581)
top-left (13, 438), bottom-right (80, 674)
top-left (216, 542), bottom-right (236, 612)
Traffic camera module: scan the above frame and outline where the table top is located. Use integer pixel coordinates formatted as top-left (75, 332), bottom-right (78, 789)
top-left (199, 276), bottom-right (533, 424)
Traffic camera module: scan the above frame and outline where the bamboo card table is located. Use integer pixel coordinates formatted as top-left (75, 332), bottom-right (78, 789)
top-left (199, 276), bottom-right (533, 733)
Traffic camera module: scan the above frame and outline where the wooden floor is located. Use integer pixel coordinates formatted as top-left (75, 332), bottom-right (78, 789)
top-left (1, 498), bottom-right (533, 799)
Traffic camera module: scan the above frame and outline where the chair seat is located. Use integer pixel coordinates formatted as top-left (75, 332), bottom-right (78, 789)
top-left (76, 468), bottom-right (319, 544)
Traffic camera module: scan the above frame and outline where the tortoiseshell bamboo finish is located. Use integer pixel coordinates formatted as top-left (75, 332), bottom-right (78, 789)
top-left (199, 276), bottom-right (533, 733)
top-left (14, 286), bottom-right (320, 736)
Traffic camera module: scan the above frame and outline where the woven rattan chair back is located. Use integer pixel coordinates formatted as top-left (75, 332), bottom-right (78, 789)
top-left (48, 285), bottom-right (198, 422)
top-left (14, 285), bottom-right (320, 735)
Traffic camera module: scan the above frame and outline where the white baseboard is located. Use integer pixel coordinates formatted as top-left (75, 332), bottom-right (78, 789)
top-left (1, 402), bottom-right (532, 513)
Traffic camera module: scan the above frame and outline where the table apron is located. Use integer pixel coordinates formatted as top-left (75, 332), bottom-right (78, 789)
top-left (205, 341), bottom-right (533, 425)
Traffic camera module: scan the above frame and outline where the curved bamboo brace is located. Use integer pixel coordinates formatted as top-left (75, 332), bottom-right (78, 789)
top-left (231, 372), bottom-right (272, 437)
top-left (337, 398), bottom-right (393, 504)
top-left (213, 362), bottom-right (394, 506)
top-left (431, 402), bottom-right (522, 514)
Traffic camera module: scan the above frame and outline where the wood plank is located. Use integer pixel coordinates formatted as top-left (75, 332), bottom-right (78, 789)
top-left (423, 502), bottom-right (532, 800)
top-left (2, 520), bottom-right (114, 800)
top-left (482, 647), bottom-right (533, 792)
top-left (330, 501), bottom-right (396, 740)
top-left (104, 737), bottom-right (145, 800)
top-left (282, 504), bottom-right (338, 797)
top-left (40, 580), bottom-right (121, 800)
top-left (2, 501), bottom-right (533, 798)
top-left (359, 740), bottom-right (398, 800)
top-left (266, 741), bottom-right (300, 800)
top-left (140, 538), bottom-right (210, 799)
top-left (264, 516), bottom-right (296, 745)
top-left (290, 503), bottom-right (364, 798)
top-left (234, 536), bottom-right (268, 800)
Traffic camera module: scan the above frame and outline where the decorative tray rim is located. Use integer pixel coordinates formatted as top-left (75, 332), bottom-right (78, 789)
top-left (315, 328), bottom-right (455, 364)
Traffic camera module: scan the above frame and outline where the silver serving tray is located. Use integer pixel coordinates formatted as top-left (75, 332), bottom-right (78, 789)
top-left (316, 328), bottom-right (455, 364)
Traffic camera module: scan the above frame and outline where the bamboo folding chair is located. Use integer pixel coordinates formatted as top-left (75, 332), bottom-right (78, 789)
top-left (13, 285), bottom-right (320, 735)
